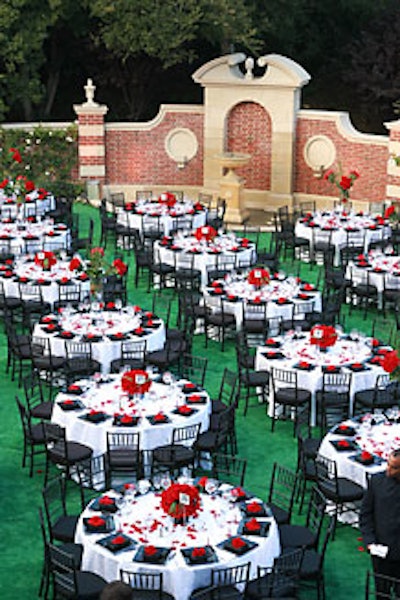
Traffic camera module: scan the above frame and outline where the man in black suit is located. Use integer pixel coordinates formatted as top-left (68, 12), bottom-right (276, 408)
top-left (360, 448), bottom-right (400, 598)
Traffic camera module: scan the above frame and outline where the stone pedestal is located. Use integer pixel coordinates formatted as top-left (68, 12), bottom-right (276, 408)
top-left (215, 152), bottom-right (251, 224)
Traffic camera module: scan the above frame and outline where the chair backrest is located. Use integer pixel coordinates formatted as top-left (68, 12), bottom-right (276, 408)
top-left (58, 283), bottom-right (82, 304)
top-left (110, 192), bottom-right (125, 209)
top-left (273, 546), bottom-right (304, 576)
top-left (171, 215), bottom-right (193, 233)
top-left (19, 282), bottom-right (43, 302)
top-left (365, 570), bottom-right (400, 599)
top-left (143, 215), bottom-right (163, 237)
top-left (23, 369), bottom-right (45, 411)
top-left (271, 367), bottom-right (297, 391)
top-left (42, 475), bottom-right (68, 540)
top-left (120, 569), bottom-right (164, 599)
top-left (76, 454), bottom-right (107, 508)
top-left (321, 371), bottom-right (352, 394)
top-left (107, 431), bottom-right (140, 453)
top-left (64, 340), bottom-right (93, 360)
top-left (121, 339), bottom-right (147, 362)
top-left (211, 561), bottom-right (251, 588)
top-left (242, 301), bottom-right (268, 322)
top-left (315, 454), bottom-right (340, 497)
top-left (172, 423), bottom-right (201, 444)
top-left (136, 190), bottom-right (153, 201)
top-left (218, 368), bottom-right (238, 408)
top-left (48, 543), bottom-right (78, 597)
top-left (15, 394), bottom-right (33, 441)
top-left (212, 452), bottom-right (247, 487)
top-left (346, 228), bottom-right (365, 247)
top-left (43, 421), bottom-right (69, 464)
top-left (305, 486), bottom-right (327, 541)
top-left (181, 353), bottom-right (208, 387)
top-left (268, 462), bottom-right (299, 521)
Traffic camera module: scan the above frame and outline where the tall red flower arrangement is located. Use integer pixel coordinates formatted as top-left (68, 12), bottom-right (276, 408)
top-left (324, 165), bottom-right (360, 203)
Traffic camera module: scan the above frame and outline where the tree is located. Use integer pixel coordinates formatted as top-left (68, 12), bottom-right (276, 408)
top-left (86, 0), bottom-right (261, 120)
top-left (344, 1), bottom-right (400, 132)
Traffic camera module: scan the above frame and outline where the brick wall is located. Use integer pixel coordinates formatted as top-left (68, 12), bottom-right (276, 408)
top-left (295, 116), bottom-right (388, 202)
top-left (226, 102), bottom-right (272, 190)
top-left (105, 111), bottom-right (204, 186)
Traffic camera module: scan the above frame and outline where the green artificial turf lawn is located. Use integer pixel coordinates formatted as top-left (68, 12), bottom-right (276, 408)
top-left (1, 202), bottom-right (395, 599)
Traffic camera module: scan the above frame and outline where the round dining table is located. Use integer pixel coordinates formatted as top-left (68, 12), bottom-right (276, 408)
top-left (255, 330), bottom-right (392, 425)
top-left (203, 272), bottom-right (321, 329)
top-left (0, 253), bottom-right (90, 306)
top-left (52, 371), bottom-right (211, 459)
top-left (75, 478), bottom-right (280, 600)
top-left (155, 232), bottom-right (256, 288)
top-left (345, 249), bottom-right (400, 308)
top-left (318, 411), bottom-right (400, 488)
top-left (33, 304), bottom-right (166, 373)
top-left (295, 209), bottom-right (391, 265)
top-left (116, 197), bottom-right (207, 237)
top-left (0, 218), bottom-right (70, 254)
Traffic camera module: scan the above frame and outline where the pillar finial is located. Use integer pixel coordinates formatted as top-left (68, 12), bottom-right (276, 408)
top-left (84, 78), bottom-right (98, 106)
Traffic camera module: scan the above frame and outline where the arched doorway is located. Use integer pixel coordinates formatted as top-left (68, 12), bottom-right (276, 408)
top-left (226, 101), bottom-right (272, 191)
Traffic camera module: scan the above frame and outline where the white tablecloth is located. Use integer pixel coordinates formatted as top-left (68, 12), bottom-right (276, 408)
top-left (155, 234), bottom-right (255, 288)
top-left (117, 201), bottom-right (207, 236)
top-left (75, 483), bottom-right (280, 600)
top-left (318, 412), bottom-right (400, 487)
top-left (0, 219), bottom-right (70, 254)
top-left (295, 211), bottom-right (391, 265)
top-left (255, 332), bottom-right (389, 425)
top-left (52, 373), bottom-right (211, 457)
top-left (204, 275), bottom-right (321, 329)
top-left (33, 306), bottom-right (166, 373)
top-left (0, 256), bottom-right (90, 306)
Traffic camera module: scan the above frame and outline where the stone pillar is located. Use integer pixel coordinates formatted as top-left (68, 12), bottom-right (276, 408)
top-left (73, 79), bottom-right (108, 205)
top-left (385, 119), bottom-right (400, 205)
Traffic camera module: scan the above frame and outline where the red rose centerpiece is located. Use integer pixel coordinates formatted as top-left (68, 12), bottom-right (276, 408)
top-left (158, 192), bottom-right (177, 207)
top-left (310, 325), bottom-right (338, 351)
top-left (161, 482), bottom-right (201, 525)
top-left (247, 268), bottom-right (270, 288)
top-left (121, 369), bottom-right (151, 396)
top-left (194, 226), bottom-right (217, 242)
top-left (34, 251), bottom-right (57, 271)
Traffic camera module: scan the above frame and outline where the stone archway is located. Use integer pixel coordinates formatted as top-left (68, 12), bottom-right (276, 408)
top-left (226, 101), bottom-right (272, 191)
top-left (193, 53), bottom-right (311, 215)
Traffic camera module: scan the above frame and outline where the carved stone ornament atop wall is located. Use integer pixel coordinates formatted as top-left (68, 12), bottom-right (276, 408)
top-left (303, 135), bottom-right (336, 176)
top-left (164, 128), bottom-right (198, 169)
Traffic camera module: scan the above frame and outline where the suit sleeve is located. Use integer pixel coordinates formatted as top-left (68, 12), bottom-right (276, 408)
top-left (359, 480), bottom-right (376, 547)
